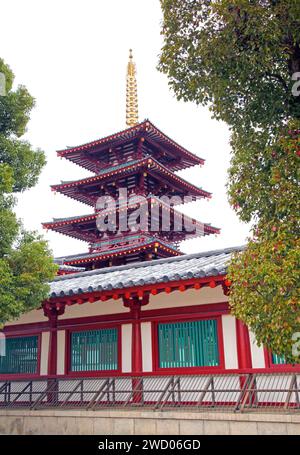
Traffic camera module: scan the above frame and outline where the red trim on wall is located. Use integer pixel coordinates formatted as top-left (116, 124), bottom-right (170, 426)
top-left (2, 302), bottom-right (229, 379)
top-left (4, 365), bottom-right (300, 382)
top-left (61, 302), bottom-right (229, 329)
top-left (141, 302), bottom-right (229, 322)
top-left (151, 314), bottom-right (226, 374)
top-left (3, 321), bottom-right (49, 335)
top-left (3, 302), bottom-right (229, 337)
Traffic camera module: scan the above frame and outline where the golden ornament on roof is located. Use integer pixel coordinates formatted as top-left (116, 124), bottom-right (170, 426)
top-left (126, 49), bottom-right (139, 127)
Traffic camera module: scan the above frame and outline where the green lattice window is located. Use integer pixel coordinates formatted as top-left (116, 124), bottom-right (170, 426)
top-left (0, 336), bottom-right (38, 374)
top-left (272, 353), bottom-right (286, 365)
top-left (70, 328), bottom-right (118, 372)
top-left (158, 319), bottom-right (219, 369)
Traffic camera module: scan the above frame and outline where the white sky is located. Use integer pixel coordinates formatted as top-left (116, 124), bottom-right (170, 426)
top-left (1, 0), bottom-right (250, 258)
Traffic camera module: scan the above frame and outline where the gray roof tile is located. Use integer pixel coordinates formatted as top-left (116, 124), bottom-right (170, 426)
top-left (49, 246), bottom-right (243, 298)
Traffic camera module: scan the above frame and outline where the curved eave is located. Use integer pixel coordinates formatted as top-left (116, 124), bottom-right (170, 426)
top-left (51, 157), bottom-right (211, 206)
top-left (57, 120), bottom-right (205, 172)
top-left (43, 222), bottom-right (220, 242)
top-left (42, 201), bottom-right (220, 242)
top-left (63, 242), bottom-right (181, 266)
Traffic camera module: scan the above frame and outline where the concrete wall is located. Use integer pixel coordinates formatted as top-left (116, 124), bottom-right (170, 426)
top-left (0, 409), bottom-right (299, 435)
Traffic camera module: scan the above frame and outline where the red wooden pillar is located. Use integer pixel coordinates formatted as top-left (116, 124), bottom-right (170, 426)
top-left (123, 295), bottom-right (149, 374)
top-left (131, 301), bottom-right (143, 374)
top-left (123, 294), bottom-right (149, 404)
top-left (48, 312), bottom-right (58, 376)
top-left (43, 303), bottom-right (65, 376)
top-left (236, 319), bottom-right (252, 369)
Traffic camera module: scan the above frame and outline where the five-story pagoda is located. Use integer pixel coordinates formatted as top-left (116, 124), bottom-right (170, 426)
top-left (43, 51), bottom-right (219, 271)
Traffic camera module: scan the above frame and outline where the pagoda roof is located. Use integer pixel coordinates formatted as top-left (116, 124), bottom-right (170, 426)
top-left (49, 246), bottom-right (243, 298)
top-left (55, 238), bottom-right (181, 267)
top-left (51, 157), bottom-right (211, 206)
top-left (57, 120), bottom-right (205, 173)
top-left (42, 196), bottom-right (220, 243)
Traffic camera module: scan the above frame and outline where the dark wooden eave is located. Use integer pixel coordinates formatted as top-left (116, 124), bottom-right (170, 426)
top-left (56, 120), bottom-right (205, 173)
top-left (51, 157), bottom-right (211, 206)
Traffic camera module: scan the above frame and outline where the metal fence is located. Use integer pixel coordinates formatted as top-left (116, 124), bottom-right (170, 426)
top-left (0, 372), bottom-right (299, 413)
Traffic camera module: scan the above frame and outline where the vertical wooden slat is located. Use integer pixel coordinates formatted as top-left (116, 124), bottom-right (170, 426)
top-left (272, 353), bottom-right (286, 365)
top-left (157, 319), bottom-right (219, 369)
top-left (70, 328), bottom-right (118, 372)
top-left (0, 336), bottom-right (38, 374)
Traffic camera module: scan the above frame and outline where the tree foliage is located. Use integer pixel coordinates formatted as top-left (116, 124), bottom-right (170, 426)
top-left (228, 125), bottom-right (300, 363)
top-left (159, 0), bottom-right (300, 136)
top-left (0, 58), bottom-right (57, 326)
top-left (159, 0), bottom-right (300, 360)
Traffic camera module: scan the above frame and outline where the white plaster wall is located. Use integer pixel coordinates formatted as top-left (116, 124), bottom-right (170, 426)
top-left (5, 309), bottom-right (47, 326)
top-left (249, 331), bottom-right (265, 368)
top-left (141, 322), bottom-right (152, 372)
top-left (221, 315), bottom-right (238, 369)
top-left (142, 286), bottom-right (227, 312)
top-left (60, 298), bottom-right (129, 320)
top-left (57, 331), bottom-right (66, 375)
top-left (121, 324), bottom-right (132, 373)
top-left (40, 332), bottom-right (50, 375)
top-left (4, 299), bottom-right (129, 330)
top-left (4, 287), bottom-right (226, 329)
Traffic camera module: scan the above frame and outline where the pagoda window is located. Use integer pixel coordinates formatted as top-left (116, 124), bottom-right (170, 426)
top-left (70, 327), bottom-right (118, 372)
top-left (157, 319), bottom-right (219, 369)
top-left (0, 335), bottom-right (39, 375)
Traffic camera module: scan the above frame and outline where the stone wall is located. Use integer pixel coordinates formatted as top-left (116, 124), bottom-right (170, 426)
top-left (0, 409), bottom-right (299, 435)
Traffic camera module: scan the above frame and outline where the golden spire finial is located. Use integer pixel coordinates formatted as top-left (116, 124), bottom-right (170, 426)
top-left (126, 49), bottom-right (139, 127)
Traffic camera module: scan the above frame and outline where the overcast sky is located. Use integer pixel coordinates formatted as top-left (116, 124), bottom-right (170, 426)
top-left (1, 0), bottom-right (250, 258)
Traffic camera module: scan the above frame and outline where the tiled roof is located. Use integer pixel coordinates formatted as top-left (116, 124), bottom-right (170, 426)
top-left (57, 120), bottom-right (204, 170)
top-left (56, 238), bottom-right (178, 261)
top-left (49, 246), bottom-right (243, 298)
top-left (55, 239), bottom-right (180, 266)
top-left (42, 195), bottom-right (220, 243)
top-left (51, 157), bottom-right (211, 205)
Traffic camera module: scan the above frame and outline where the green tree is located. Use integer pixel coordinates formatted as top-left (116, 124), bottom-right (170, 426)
top-left (159, 0), bottom-right (300, 361)
top-left (159, 0), bottom-right (300, 137)
top-left (0, 58), bottom-right (57, 327)
top-left (228, 126), bottom-right (300, 363)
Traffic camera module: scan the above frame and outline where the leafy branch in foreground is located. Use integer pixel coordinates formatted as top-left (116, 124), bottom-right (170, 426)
top-left (0, 58), bottom-right (57, 326)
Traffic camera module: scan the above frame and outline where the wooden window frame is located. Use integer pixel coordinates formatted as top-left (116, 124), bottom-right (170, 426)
top-left (152, 314), bottom-right (225, 374)
top-left (0, 332), bottom-right (41, 378)
top-left (65, 323), bottom-right (122, 377)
